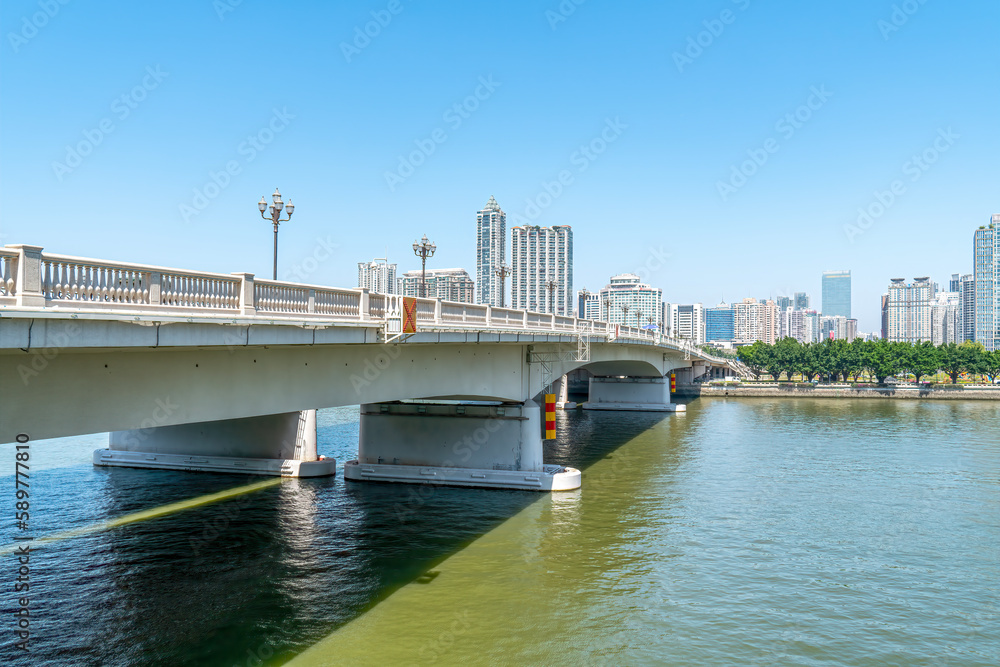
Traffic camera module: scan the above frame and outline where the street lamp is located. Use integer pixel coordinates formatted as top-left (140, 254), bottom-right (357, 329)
top-left (635, 309), bottom-right (643, 328)
top-left (546, 279), bottom-right (557, 314)
top-left (495, 263), bottom-right (512, 308)
top-left (620, 304), bottom-right (629, 325)
top-left (259, 188), bottom-right (294, 280)
top-left (412, 234), bottom-right (436, 298)
top-left (603, 298), bottom-right (612, 322)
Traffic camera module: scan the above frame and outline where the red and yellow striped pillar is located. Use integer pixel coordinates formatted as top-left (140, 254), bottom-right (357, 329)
top-left (544, 393), bottom-right (556, 440)
top-left (670, 373), bottom-right (676, 393)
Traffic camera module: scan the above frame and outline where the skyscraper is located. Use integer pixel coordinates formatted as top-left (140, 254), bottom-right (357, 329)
top-left (822, 270), bottom-right (851, 318)
top-left (733, 298), bottom-right (779, 344)
top-left (357, 258), bottom-right (398, 295)
top-left (886, 277), bottom-right (932, 343)
top-left (958, 273), bottom-right (975, 342)
top-left (794, 292), bottom-right (810, 309)
top-left (974, 216), bottom-right (1000, 350)
top-left (931, 291), bottom-right (960, 346)
top-left (476, 196), bottom-right (506, 307)
top-left (706, 302), bottom-right (735, 342)
top-left (510, 225), bottom-right (573, 314)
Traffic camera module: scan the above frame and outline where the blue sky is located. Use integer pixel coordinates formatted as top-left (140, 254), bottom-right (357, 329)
top-left (1, 0), bottom-right (997, 332)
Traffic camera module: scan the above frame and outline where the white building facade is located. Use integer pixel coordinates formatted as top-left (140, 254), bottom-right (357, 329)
top-left (886, 277), bottom-right (933, 343)
top-left (510, 225), bottom-right (573, 315)
top-left (476, 196), bottom-right (506, 307)
top-left (399, 268), bottom-right (475, 303)
top-left (974, 216), bottom-right (1000, 351)
top-left (665, 303), bottom-right (705, 343)
top-left (733, 298), bottom-right (779, 345)
top-left (931, 291), bottom-right (960, 346)
top-left (357, 258), bottom-right (398, 295)
top-left (597, 274), bottom-right (662, 328)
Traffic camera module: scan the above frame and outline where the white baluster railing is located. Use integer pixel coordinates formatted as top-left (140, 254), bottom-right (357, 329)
top-left (42, 257), bottom-right (150, 305)
top-left (0, 249), bottom-right (17, 304)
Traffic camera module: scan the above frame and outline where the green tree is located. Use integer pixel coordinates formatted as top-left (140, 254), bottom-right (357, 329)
top-left (774, 337), bottom-right (801, 381)
top-left (737, 341), bottom-right (767, 378)
top-left (962, 341), bottom-right (988, 381)
top-left (864, 339), bottom-right (900, 384)
top-left (938, 342), bottom-right (965, 384)
top-left (909, 341), bottom-right (939, 384)
top-left (984, 349), bottom-right (1000, 383)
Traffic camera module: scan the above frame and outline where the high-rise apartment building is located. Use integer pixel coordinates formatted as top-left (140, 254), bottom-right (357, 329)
top-left (931, 291), bottom-right (960, 346)
top-left (819, 315), bottom-right (857, 341)
top-left (776, 296), bottom-right (792, 311)
top-left (733, 298), bottom-right (779, 345)
top-left (665, 303), bottom-right (706, 343)
top-left (578, 290), bottom-right (601, 319)
top-left (597, 274), bottom-right (662, 327)
top-left (779, 308), bottom-right (818, 343)
top-left (357, 258), bottom-right (398, 295)
top-left (476, 196), bottom-right (506, 307)
top-left (399, 268), bottom-right (475, 303)
top-left (822, 270), bottom-right (851, 319)
top-left (706, 303), bottom-right (735, 342)
top-left (958, 273), bottom-right (975, 342)
top-left (510, 225), bottom-right (573, 314)
top-left (974, 216), bottom-right (1000, 350)
top-left (794, 292), bottom-right (810, 309)
top-left (886, 277), bottom-right (933, 343)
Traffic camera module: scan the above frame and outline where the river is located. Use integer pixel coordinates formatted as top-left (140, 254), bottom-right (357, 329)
top-left (2, 398), bottom-right (997, 665)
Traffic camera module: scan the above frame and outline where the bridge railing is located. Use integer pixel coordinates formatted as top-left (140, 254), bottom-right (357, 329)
top-left (0, 248), bottom-right (17, 305)
top-left (1, 245), bottom-right (745, 371)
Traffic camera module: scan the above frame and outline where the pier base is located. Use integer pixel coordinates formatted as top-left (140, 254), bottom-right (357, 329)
top-left (581, 376), bottom-right (685, 412)
top-left (343, 401), bottom-right (581, 491)
top-left (94, 409), bottom-right (335, 478)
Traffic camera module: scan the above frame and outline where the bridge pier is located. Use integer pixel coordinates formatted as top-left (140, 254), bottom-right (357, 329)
top-left (344, 401), bottom-right (581, 491)
top-left (93, 409), bottom-right (336, 477)
top-left (581, 376), bottom-right (685, 412)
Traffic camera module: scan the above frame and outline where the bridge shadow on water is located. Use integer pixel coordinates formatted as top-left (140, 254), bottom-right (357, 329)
top-left (0, 405), bottom-right (674, 667)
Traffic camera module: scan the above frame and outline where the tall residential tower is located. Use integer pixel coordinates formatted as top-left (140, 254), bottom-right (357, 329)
top-left (476, 196), bottom-right (506, 307)
top-left (974, 215), bottom-right (1000, 350)
top-left (510, 225), bottom-right (573, 314)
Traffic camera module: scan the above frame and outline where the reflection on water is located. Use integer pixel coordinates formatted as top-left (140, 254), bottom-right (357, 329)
top-left (1, 400), bottom-right (998, 666)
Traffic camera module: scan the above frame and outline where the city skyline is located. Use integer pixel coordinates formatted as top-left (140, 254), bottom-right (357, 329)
top-left (1, 1), bottom-right (997, 334)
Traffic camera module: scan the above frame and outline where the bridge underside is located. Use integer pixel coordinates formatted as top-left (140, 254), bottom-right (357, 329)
top-left (2, 318), bottom-right (731, 488)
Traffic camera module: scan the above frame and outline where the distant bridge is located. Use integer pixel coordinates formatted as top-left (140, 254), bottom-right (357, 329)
top-left (0, 244), bottom-right (744, 490)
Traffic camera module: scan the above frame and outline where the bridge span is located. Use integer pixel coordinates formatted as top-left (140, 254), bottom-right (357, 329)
top-left (0, 244), bottom-right (745, 490)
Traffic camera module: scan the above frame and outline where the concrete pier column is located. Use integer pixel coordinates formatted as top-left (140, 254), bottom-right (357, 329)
top-left (93, 409), bottom-right (335, 477)
top-left (581, 376), bottom-right (685, 412)
top-left (344, 401), bottom-right (579, 491)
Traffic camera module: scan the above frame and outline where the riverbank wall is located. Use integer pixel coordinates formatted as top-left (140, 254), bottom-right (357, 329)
top-left (675, 383), bottom-right (1000, 400)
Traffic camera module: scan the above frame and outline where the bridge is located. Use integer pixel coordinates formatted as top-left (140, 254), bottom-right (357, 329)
top-left (0, 244), bottom-right (746, 491)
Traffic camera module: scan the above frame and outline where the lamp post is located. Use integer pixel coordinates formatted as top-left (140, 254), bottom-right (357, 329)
top-left (412, 234), bottom-right (436, 298)
top-left (603, 298), bottom-right (612, 322)
top-left (495, 263), bottom-right (512, 308)
top-left (259, 188), bottom-right (294, 280)
top-left (635, 309), bottom-right (643, 329)
top-left (620, 304), bottom-right (629, 325)
top-left (546, 279), bottom-right (557, 314)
